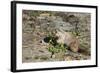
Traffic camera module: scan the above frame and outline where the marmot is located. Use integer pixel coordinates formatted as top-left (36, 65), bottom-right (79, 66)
top-left (54, 29), bottom-right (79, 52)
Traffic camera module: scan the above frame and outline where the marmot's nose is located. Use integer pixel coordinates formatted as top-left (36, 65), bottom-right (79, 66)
top-left (55, 37), bottom-right (59, 40)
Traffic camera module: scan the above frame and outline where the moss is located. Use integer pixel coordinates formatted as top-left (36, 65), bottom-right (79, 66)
top-left (34, 56), bottom-right (39, 59)
top-left (40, 57), bottom-right (48, 60)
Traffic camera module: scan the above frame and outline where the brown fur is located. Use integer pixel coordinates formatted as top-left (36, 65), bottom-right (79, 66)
top-left (55, 29), bottom-right (79, 52)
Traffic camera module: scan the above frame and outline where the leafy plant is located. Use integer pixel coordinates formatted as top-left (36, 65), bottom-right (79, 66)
top-left (47, 32), bottom-right (68, 58)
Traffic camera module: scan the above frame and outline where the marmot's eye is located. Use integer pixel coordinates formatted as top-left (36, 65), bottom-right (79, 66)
top-left (55, 37), bottom-right (59, 40)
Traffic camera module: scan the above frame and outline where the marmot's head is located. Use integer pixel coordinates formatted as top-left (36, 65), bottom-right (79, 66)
top-left (53, 29), bottom-right (65, 44)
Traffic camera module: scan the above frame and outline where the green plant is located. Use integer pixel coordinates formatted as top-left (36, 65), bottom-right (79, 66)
top-left (47, 32), bottom-right (68, 58)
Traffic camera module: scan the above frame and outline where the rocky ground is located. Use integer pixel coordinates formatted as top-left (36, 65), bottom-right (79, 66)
top-left (22, 10), bottom-right (91, 63)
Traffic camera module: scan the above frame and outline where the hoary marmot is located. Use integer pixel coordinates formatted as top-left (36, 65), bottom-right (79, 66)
top-left (54, 29), bottom-right (79, 52)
